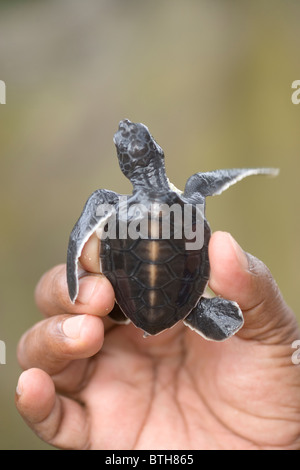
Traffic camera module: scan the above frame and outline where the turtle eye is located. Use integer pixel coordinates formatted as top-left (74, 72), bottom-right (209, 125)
top-left (128, 124), bottom-right (138, 135)
top-left (129, 139), bottom-right (148, 158)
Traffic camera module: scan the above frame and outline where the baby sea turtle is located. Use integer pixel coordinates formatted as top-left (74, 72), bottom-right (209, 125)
top-left (67, 119), bottom-right (278, 341)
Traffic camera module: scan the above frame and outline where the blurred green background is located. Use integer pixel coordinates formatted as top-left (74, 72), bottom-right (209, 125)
top-left (0, 0), bottom-right (299, 450)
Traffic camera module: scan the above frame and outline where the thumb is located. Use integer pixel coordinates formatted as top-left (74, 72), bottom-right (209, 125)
top-left (208, 231), bottom-right (298, 343)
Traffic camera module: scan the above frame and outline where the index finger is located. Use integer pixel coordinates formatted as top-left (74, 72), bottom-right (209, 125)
top-left (35, 264), bottom-right (115, 318)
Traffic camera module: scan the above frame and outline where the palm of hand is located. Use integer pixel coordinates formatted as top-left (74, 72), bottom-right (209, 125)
top-left (79, 321), bottom-right (296, 450)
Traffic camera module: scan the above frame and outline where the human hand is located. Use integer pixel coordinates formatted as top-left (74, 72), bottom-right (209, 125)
top-left (15, 231), bottom-right (300, 450)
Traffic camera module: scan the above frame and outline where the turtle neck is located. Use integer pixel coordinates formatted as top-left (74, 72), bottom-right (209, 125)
top-left (130, 161), bottom-right (170, 194)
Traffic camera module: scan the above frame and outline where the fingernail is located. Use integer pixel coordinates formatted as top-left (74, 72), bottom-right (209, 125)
top-left (16, 381), bottom-right (23, 397)
top-left (227, 233), bottom-right (249, 271)
top-left (62, 315), bottom-right (85, 339)
top-left (16, 372), bottom-right (25, 398)
top-left (77, 276), bottom-right (99, 304)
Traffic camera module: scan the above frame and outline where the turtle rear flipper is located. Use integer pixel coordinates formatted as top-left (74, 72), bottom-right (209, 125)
top-left (67, 189), bottom-right (121, 303)
top-left (108, 303), bottom-right (130, 325)
top-left (183, 297), bottom-right (244, 341)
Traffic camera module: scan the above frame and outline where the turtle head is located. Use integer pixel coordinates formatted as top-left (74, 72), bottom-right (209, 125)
top-left (113, 119), bottom-right (165, 181)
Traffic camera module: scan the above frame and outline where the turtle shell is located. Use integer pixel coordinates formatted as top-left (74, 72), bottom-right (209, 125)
top-left (100, 194), bottom-right (211, 335)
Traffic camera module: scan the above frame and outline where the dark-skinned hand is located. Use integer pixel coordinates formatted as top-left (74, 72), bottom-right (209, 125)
top-left (16, 231), bottom-right (300, 450)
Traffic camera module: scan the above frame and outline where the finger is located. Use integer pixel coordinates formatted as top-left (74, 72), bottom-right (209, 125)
top-left (35, 264), bottom-right (115, 318)
top-left (17, 314), bottom-right (103, 391)
top-left (208, 231), bottom-right (298, 343)
top-left (16, 368), bottom-right (90, 450)
top-left (79, 232), bottom-right (100, 273)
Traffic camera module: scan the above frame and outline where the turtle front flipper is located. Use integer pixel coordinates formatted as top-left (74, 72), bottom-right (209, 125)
top-left (67, 189), bottom-right (121, 303)
top-left (184, 168), bottom-right (279, 200)
top-left (183, 297), bottom-right (244, 341)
